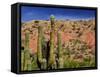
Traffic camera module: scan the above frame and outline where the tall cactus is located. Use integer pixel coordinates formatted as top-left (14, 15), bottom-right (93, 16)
top-left (37, 25), bottom-right (46, 69)
top-left (23, 30), bottom-right (32, 70)
top-left (57, 31), bottom-right (64, 68)
top-left (37, 26), bottom-right (42, 63)
top-left (48, 15), bottom-right (56, 69)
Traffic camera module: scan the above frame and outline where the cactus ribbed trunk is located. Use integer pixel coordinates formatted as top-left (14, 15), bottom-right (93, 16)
top-left (48, 15), bottom-right (56, 69)
top-left (23, 31), bottom-right (32, 70)
top-left (57, 31), bottom-right (63, 68)
top-left (37, 26), bottom-right (46, 69)
top-left (58, 31), bottom-right (62, 57)
top-left (37, 26), bottom-right (43, 63)
top-left (48, 30), bottom-right (55, 68)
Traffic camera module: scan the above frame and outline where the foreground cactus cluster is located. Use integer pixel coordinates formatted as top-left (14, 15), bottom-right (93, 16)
top-left (21, 15), bottom-right (95, 71)
top-left (21, 15), bottom-right (64, 70)
top-left (36, 15), bottom-right (64, 69)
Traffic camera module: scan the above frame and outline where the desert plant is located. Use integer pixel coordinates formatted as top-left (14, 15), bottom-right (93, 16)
top-left (57, 31), bottom-right (64, 68)
top-left (22, 30), bottom-right (32, 71)
top-left (37, 25), bottom-right (47, 70)
top-left (48, 15), bottom-right (57, 69)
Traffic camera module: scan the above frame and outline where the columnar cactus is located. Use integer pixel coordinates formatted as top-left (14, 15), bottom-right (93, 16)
top-left (48, 15), bottom-right (56, 69)
top-left (37, 26), bottom-right (42, 63)
top-left (23, 30), bottom-right (32, 70)
top-left (37, 25), bottom-right (46, 69)
top-left (57, 31), bottom-right (64, 68)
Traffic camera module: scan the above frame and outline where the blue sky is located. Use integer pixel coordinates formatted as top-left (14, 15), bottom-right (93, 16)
top-left (21, 6), bottom-right (95, 22)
